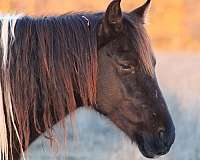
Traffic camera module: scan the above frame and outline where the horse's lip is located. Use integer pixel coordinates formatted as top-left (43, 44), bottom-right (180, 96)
top-left (138, 142), bottom-right (171, 158)
top-left (137, 142), bottom-right (157, 159)
top-left (135, 133), bottom-right (172, 159)
top-left (135, 133), bottom-right (161, 159)
top-left (134, 134), bottom-right (153, 158)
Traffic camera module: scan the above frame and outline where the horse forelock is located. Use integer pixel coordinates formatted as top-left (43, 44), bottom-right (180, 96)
top-left (126, 17), bottom-right (155, 77)
top-left (0, 13), bottom-right (99, 159)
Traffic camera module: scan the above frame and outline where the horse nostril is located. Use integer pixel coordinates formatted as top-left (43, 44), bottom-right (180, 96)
top-left (158, 128), bottom-right (166, 140)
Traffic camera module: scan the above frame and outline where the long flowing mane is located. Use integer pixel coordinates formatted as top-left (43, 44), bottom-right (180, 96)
top-left (0, 13), bottom-right (98, 159)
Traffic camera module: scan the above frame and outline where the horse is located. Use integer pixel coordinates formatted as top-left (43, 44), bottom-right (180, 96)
top-left (0, 0), bottom-right (175, 159)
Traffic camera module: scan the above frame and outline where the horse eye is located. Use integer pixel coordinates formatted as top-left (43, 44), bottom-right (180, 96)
top-left (121, 64), bottom-right (131, 69)
top-left (119, 64), bottom-right (135, 74)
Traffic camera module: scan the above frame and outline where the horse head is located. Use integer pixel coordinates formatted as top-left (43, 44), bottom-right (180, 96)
top-left (96, 0), bottom-right (175, 158)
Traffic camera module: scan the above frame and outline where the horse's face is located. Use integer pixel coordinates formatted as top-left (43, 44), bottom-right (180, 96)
top-left (96, 0), bottom-right (175, 158)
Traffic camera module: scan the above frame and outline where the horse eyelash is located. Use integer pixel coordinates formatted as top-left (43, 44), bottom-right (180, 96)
top-left (119, 63), bottom-right (135, 74)
top-left (120, 63), bottom-right (132, 69)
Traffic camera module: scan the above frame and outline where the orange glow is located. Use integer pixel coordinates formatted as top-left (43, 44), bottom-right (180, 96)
top-left (0, 0), bottom-right (199, 52)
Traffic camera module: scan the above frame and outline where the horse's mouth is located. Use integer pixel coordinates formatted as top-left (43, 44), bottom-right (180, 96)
top-left (138, 143), bottom-right (157, 158)
top-left (138, 143), bottom-right (170, 159)
top-left (135, 134), bottom-right (156, 158)
top-left (137, 142), bottom-right (168, 159)
top-left (135, 134), bottom-right (171, 159)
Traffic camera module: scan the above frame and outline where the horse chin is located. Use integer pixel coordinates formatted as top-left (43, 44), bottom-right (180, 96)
top-left (137, 143), bottom-right (158, 159)
top-left (135, 134), bottom-right (170, 159)
top-left (133, 134), bottom-right (155, 158)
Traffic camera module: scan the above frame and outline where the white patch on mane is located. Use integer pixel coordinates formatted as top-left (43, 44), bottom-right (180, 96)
top-left (0, 14), bottom-right (25, 160)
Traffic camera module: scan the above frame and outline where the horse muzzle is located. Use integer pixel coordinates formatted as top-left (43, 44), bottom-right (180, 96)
top-left (136, 125), bottom-right (175, 158)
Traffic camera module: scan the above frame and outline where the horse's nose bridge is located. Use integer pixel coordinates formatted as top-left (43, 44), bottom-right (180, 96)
top-left (138, 73), bottom-right (175, 138)
top-left (150, 80), bottom-right (165, 103)
top-left (149, 80), bottom-right (171, 119)
top-left (150, 87), bottom-right (175, 137)
top-left (153, 103), bottom-right (174, 131)
top-left (139, 74), bottom-right (163, 102)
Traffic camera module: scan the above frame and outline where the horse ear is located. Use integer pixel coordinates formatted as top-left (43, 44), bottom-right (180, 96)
top-left (98, 0), bottom-right (123, 47)
top-left (130, 0), bottom-right (151, 24)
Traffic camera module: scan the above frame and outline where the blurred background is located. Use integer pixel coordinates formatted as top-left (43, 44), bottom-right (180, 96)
top-left (0, 0), bottom-right (200, 52)
top-left (1, 0), bottom-right (200, 160)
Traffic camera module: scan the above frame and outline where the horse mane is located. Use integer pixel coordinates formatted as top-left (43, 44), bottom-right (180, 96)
top-left (0, 13), bottom-right (98, 159)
